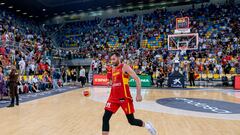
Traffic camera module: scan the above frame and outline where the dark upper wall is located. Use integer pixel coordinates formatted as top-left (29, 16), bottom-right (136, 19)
top-left (0, 0), bottom-right (209, 21)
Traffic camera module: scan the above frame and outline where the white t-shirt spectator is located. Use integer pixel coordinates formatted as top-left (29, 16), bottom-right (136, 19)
top-left (128, 53), bottom-right (131, 58)
top-left (142, 66), bottom-right (146, 72)
top-left (19, 59), bottom-right (26, 69)
top-left (216, 64), bottom-right (223, 74)
top-left (234, 37), bottom-right (238, 42)
top-left (30, 63), bottom-right (35, 71)
top-left (98, 53), bottom-right (102, 58)
top-left (32, 77), bottom-right (38, 84)
top-left (208, 53), bottom-right (213, 58)
top-left (27, 34), bottom-right (33, 40)
top-left (190, 57), bottom-right (195, 62)
top-left (5, 33), bottom-right (9, 42)
top-left (218, 51), bottom-right (222, 57)
top-left (93, 61), bottom-right (98, 69)
top-left (166, 28), bottom-right (169, 33)
top-left (202, 44), bottom-right (206, 49)
top-left (213, 39), bottom-right (217, 45)
top-left (27, 78), bottom-right (32, 84)
top-left (136, 49), bottom-right (140, 56)
top-left (46, 59), bottom-right (51, 66)
top-left (79, 68), bottom-right (86, 77)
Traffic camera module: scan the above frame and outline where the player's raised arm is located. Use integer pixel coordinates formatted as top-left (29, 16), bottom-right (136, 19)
top-left (123, 64), bottom-right (142, 102)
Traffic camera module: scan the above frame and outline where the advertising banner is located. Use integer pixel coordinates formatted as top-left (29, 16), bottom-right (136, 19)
top-left (93, 75), bottom-right (109, 86)
top-left (93, 75), bottom-right (152, 87)
top-left (129, 75), bottom-right (152, 87)
top-left (168, 76), bottom-right (185, 88)
top-left (234, 76), bottom-right (240, 90)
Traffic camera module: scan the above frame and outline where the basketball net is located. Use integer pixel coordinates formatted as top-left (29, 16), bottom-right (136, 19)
top-left (173, 46), bottom-right (187, 64)
top-left (179, 46), bottom-right (187, 56)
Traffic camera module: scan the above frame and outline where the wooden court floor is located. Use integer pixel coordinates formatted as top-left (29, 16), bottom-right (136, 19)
top-left (0, 87), bottom-right (240, 135)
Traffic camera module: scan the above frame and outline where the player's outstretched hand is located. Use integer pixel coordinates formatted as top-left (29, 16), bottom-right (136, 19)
top-left (136, 94), bottom-right (142, 102)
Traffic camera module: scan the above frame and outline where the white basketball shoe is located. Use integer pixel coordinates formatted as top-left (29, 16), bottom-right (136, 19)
top-left (145, 121), bottom-right (157, 135)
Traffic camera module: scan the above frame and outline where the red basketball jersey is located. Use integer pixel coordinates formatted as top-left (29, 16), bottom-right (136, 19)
top-left (106, 65), bottom-right (112, 80)
top-left (108, 64), bottom-right (132, 102)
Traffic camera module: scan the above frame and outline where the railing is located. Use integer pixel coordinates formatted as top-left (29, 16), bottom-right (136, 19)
top-left (0, 40), bottom-right (55, 60)
top-left (0, 41), bottom-right (32, 54)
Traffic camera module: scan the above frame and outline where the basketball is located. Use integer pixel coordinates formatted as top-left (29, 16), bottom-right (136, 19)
top-left (83, 90), bottom-right (90, 97)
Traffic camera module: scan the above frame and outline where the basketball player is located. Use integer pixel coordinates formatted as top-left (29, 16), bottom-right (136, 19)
top-left (102, 52), bottom-right (157, 135)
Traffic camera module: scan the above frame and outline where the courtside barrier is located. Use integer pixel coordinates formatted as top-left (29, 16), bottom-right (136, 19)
top-left (234, 76), bottom-right (240, 90)
top-left (93, 74), bottom-right (152, 87)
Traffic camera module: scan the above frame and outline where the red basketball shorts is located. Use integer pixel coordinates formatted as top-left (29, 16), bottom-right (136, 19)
top-left (104, 99), bottom-right (135, 114)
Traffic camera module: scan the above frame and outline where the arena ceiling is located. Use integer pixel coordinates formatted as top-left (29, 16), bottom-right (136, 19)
top-left (0, 0), bottom-right (208, 20)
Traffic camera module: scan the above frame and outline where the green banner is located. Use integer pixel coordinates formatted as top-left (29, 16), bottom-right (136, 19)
top-left (129, 75), bottom-right (152, 87)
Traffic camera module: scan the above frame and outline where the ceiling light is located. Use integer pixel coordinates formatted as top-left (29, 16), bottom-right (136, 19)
top-left (43, 9), bottom-right (46, 11)
top-left (8, 6), bottom-right (13, 9)
top-left (29, 15), bottom-right (33, 18)
top-left (172, 1), bottom-right (178, 3)
top-left (0, 3), bottom-right (5, 5)
top-left (16, 10), bottom-right (21, 12)
top-left (149, 3), bottom-right (155, 6)
top-left (23, 12), bottom-right (27, 15)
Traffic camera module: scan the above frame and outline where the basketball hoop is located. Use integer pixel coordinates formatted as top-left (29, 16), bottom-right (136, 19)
top-left (168, 17), bottom-right (198, 55)
top-left (168, 33), bottom-right (199, 51)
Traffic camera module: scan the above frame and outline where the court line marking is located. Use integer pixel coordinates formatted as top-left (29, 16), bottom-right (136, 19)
top-left (89, 87), bottom-right (240, 120)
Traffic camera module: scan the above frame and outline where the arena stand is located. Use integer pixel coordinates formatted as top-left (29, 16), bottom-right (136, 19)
top-left (0, 2), bottom-right (240, 99)
top-left (0, 8), bottom-right (62, 98)
top-left (50, 3), bottom-right (240, 87)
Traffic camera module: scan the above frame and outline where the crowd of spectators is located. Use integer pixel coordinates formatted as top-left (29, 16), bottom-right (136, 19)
top-left (0, 2), bottom-right (240, 97)
top-left (0, 9), bottom-right (63, 99)
top-left (54, 3), bottom-right (240, 85)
